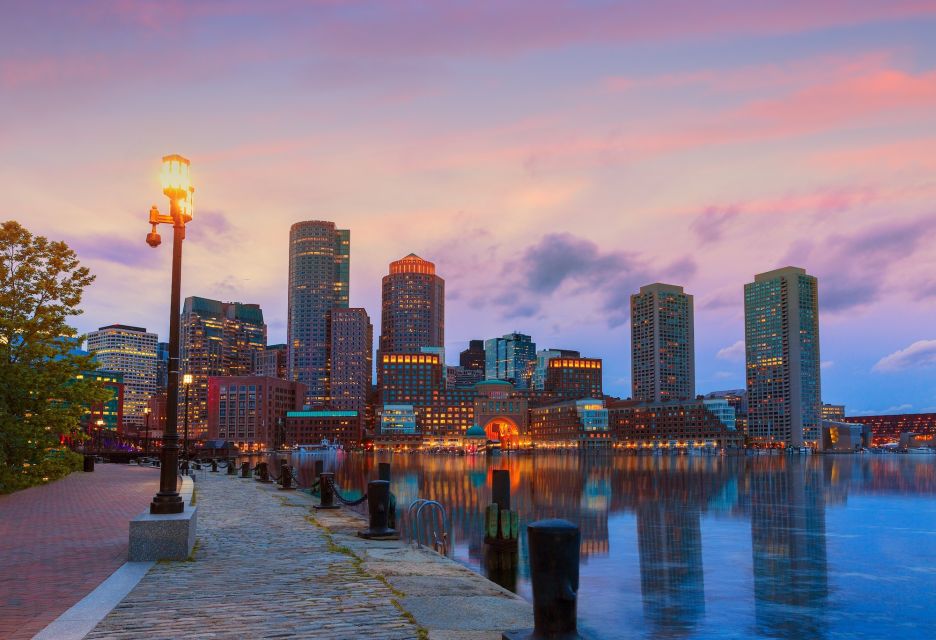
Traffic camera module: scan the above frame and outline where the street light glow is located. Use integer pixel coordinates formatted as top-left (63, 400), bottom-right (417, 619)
top-left (160, 154), bottom-right (191, 195)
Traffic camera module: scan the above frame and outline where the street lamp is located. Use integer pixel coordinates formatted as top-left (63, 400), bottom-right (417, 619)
top-left (145, 154), bottom-right (195, 515)
top-left (182, 373), bottom-right (193, 460)
top-left (143, 406), bottom-right (151, 455)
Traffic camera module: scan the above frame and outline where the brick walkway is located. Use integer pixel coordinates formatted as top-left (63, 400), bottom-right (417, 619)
top-left (0, 464), bottom-right (160, 640)
top-left (86, 472), bottom-right (422, 639)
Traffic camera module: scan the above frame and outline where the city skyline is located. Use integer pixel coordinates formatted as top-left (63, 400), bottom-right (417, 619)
top-left (6, 3), bottom-right (936, 414)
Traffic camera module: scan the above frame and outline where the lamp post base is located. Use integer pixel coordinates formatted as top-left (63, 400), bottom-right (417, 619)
top-left (150, 493), bottom-right (184, 515)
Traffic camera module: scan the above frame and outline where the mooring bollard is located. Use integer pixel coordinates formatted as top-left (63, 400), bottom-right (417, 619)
top-left (503, 519), bottom-right (583, 640)
top-left (314, 472), bottom-right (339, 509)
top-left (357, 480), bottom-right (399, 539)
top-left (227, 458), bottom-right (236, 475)
top-left (256, 461), bottom-right (272, 483)
top-left (278, 460), bottom-right (295, 490)
top-left (211, 459), bottom-right (218, 472)
top-left (240, 461), bottom-right (251, 478)
top-left (485, 469), bottom-right (518, 549)
top-left (83, 455), bottom-right (95, 472)
top-left (378, 461), bottom-right (391, 482)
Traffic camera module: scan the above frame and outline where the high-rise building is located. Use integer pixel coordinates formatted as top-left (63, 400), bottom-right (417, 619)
top-left (533, 348), bottom-right (581, 390)
top-left (156, 341), bottom-right (169, 392)
top-left (86, 324), bottom-right (158, 431)
top-left (631, 283), bottom-right (695, 403)
top-left (744, 267), bottom-right (821, 447)
top-left (253, 344), bottom-right (288, 379)
top-left (379, 254), bottom-right (444, 355)
top-left (327, 308), bottom-right (373, 413)
top-left (287, 221), bottom-right (350, 405)
top-left (181, 296), bottom-right (267, 439)
top-left (459, 340), bottom-right (486, 372)
top-left (484, 333), bottom-right (536, 389)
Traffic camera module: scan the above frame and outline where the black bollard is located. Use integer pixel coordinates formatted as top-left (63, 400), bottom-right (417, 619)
top-left (83, 455), bottom-right (95, 472)
top-left (227, 458), bottom-right (236, 475)
top-left (256, 461), bottom-right (272, 483)
top-left (357, 480), bottom-right (399, 539)
top-left (503, 519), bottom-right (583, 640)
top-left (240, 461), bottom-right (251, 478)
top-left (278, 460), bottom-right (295, 490)
top-left (314, 472), bottom-right (340, 509)
top-left (492, 469), bottom-right (510, 511)
top-left (211, 459), bottom-right (218, 472)
top-left (378, 461), bottom-right (391, 482)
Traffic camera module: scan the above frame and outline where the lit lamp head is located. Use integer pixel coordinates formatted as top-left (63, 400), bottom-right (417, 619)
top-left (160, 154), bottom-right (195, 222)
top-left (144, 407), bottom-right (151, 415)
top-left (183, 373), bottom-right (193, 385)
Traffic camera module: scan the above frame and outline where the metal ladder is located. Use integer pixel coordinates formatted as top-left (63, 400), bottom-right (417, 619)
top-left (406, 498), bottom-right (452, 557)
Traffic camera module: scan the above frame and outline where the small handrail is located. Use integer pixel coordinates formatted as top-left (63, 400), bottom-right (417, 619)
top-left (407, 498), bottom-right (451, 557)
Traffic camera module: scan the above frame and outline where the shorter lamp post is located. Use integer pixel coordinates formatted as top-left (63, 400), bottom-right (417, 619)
top-left (182, 373), bottom-right (193, 459)
top-left (96, 418), bottom-right (105, 455)
top-left (143, 406), bottom-right (151, 455)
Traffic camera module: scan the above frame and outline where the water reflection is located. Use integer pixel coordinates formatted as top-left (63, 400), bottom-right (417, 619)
top-left (278, 452), bottom-right (936, 639)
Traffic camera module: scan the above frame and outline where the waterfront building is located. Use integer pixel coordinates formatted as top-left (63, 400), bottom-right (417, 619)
top-left (821, 403), bottom-right (846, 421)
top-left (533, 349), bottom-right (580, 390)
top-left (328, 308), bottom-right (373, 413)
top-left (744, 267), bottom-right (821, 447)
top-left (821, 421), bottom-right (871, 452)
top-left (702, 398), bottom-right (737, 431)
top-left (86, 324), bottom-right (158, 432)
top-left (253, 344), bottom-right (287, 379)
top-left (285, 409), bottom-right (361, 447)
top-left (287, 221), bottom-right (350, 405)
top-left (608, 399), bottom-right (743, 450)
top-left (703, 389), bottom-right (747, 434)
top-left (379, 254), bottom-right (444, 355)
top-left (156, 341), bottom-right (169, 392)
top-left (841, 413), bottom-right (936, 446)
top-left (631, 283), bottom-right (695, 403)
top-left (529, 398), bottom-right (613, 449)
top-left (207, 375), bottom-right (306, 450)
top-left (544, 356), bottom-right (603, 400)
top-left (378, 352), bottom-right (444, 405)
top-left (459, 339), bottom-right (486, 373)
top-left (181, 297), bottom-right (267, 439)
top-left (474, 379), bottom-right (529, 446)
top-left (144, 392), bottom-right (167, 448)
top-left (77, 370), bottom-right (124, 438)
top-left (485, 333), bottom-right (536, 389)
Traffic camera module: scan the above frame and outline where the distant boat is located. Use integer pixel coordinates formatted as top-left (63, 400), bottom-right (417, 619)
top-left (906, 448), bottom-right (936, 455)
top-left (293, 439), bottom-right (343, 453)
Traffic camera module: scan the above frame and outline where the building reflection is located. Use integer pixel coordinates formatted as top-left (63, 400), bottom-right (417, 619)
top-left (746, 456), bottom-right (828, 639)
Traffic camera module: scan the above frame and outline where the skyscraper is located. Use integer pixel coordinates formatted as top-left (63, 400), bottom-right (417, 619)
top-left (327, 308), bottom-right (373, 413)
top-left (287, 221), bottom-right (350, 405)
top-left (86, 324), bottom-right (158, 431)
top-left (484, 333), bottom-right (536, 389)
top-left (744, 267), bottom-right (821, 447)
top-left (631, 283), bottom-right (695, 403)
top-left (181, 296), bottom-right (267, 438)
top-left (156, 341), bottom-right (169, 392)
top-left (459, 339), bottom-right (486, 372)
top-left (379, 254), bottom-right (444, 355)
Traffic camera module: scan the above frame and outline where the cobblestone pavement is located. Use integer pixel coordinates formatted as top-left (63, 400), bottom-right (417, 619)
top-left (86, 472), bottom-right (422, 640)
top-left (0, 464), bottom-right (159, 640)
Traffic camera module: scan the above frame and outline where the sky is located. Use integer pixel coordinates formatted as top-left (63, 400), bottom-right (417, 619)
top-left (3, 1), bottom-right (936, 415)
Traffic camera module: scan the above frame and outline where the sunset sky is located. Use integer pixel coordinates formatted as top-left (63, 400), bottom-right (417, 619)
top-left (4, 1), bottom-right (936, 414)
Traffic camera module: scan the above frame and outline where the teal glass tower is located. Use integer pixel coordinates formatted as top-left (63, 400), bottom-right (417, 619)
top-left (744, 267), bottom-right (821, 447)
top-left (484, 333), bottom-right (536, 389)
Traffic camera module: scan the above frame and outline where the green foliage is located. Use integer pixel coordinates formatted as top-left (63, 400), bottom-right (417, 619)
top-left (0, 220), bottom-right (107, 493)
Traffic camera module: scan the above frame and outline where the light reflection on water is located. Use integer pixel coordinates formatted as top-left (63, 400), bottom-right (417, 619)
top-left (278, 452), bottom-right (936, 639)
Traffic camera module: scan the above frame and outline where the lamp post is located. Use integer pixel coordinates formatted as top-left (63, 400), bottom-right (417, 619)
top-left (143, 406), bottom-right (151, 455)
top-left (96, 418), bottom-right (105, 455)
top-left (146, 154), bottom-right (194, 515)
top-left (182, 373), bottom-right (193, 460)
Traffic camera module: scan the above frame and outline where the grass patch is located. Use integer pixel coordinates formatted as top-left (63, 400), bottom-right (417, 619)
top-left (185, 538), bottom-right (201, 562)
top-left (391, 598), bottom-right (428, 639)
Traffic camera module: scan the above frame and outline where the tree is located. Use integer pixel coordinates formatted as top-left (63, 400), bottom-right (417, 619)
top-left (0, 220), bottom-right (108, 493)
